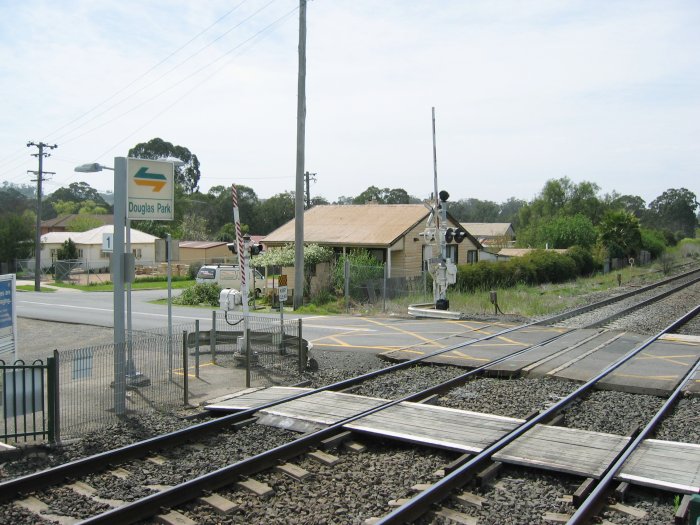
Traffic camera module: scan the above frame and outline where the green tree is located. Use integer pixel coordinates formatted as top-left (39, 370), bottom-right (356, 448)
top-left (0, 184), bottom-right (31, 215)
top-left (129, 138), bottom-right (201, 194)
top-left (611, 194), bottom-right (647, 219)
top-left (351, 186), bottom-right (412, 204)
top-left (257, 192), bottom-right (295, 234)
top-left (598, 211), bottom-right (642, 258)
top-left (179, 213), bottom-right (209, 241)
top-left (540, 214), bottom-right (597, 248)
top-left (57, 238), bottom-right (79, 260)
top-left (52, 200), bottom-right (80, 216)
top-left (68, 216), bottom-right (103, 232)
top-left (648, 188), bottom-right (698, 239)
top-left (0, 211), bottom-right (34, 267)
top-left (45, 182), bottom-right (110, 219)
top-left (78, 200), bottom-right (108, 215)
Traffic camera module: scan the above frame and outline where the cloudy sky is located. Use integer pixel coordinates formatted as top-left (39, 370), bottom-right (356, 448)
top-left (1, 0), bottom-right (698, 207)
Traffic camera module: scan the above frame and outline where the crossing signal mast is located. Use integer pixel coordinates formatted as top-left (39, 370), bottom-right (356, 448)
top-left (421, 108), bottom-right (468, 311)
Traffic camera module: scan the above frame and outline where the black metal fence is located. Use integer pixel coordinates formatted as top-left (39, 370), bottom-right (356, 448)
top-left (0, 358), bottom-right (56, 443)
top-left (210, 311), bottom-right (307, 388)
top-left (52, 326), bottom-right (192, 440)
top-left (2, 313), bottom-right (307, 443)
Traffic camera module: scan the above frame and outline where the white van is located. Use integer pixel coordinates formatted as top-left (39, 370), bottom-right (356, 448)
top-left (195, 265), bottom-right (264, 295)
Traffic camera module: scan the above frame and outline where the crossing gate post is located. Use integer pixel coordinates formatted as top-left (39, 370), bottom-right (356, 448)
top-left (194, 320), bottom-right (200, 379)
top-left (298, 318), bottom-right (304, 374)
top-left (182, 331), bottom-right (189, 406)
top-left (210, 310), bottom-right (217, 364)
top-left (47, 352), bottom-right (58, 443)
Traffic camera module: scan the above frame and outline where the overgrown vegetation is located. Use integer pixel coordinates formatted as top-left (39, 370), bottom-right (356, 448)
top-left (173, 282), bottom-right (220, 306)
top-left (455, 248), bottom-right (588, 292)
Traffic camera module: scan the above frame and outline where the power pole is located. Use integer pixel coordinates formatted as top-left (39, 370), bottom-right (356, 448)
top-left (293, 0), bottom-right (307, 310)
top-left (27, 141), bottom-right (58, 292)
top-left (304, 171), bottom-right (316, 209)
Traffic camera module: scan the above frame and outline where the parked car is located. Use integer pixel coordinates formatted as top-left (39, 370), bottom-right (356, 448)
top-left (195, 264), bottom-right (264, 295)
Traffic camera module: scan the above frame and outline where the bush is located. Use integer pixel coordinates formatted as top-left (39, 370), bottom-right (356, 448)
top-left (456, 249), bottom-right (580, 292)
top-left (188, 262), bottom-right (203, 280)
top-left (640, 229), bottom-right (666, 259)
top-left (566, 245), bottom-right (595, 276)
top-left (174, 282), bottom-right (221, 306)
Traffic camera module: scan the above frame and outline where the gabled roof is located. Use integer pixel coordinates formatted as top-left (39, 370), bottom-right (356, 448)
top-left (263, 205), bottom-right (431, 247)
top-left (40, 225), bottom-right (158, 245)
top-left (179, 241), bottom-right (228, 249)
top-left (461, 223), bottom-right (514, 237)
top-left (41, 214), bottom-right (114, 228)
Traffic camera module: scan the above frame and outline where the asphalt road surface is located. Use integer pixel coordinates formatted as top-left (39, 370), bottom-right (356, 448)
top-left (14, 287), bottom-right (482, 362)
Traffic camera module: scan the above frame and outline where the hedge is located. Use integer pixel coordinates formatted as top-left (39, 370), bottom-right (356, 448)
top-left (455, 249), bottom-right (581, 292)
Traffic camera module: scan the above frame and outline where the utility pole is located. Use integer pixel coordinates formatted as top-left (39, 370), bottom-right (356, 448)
top-left (293, 0), bottom-right (307, 310)
top-left (27, 141), bottom-right (57, 292)
top-left (304, 171), bottom-right (316, 209)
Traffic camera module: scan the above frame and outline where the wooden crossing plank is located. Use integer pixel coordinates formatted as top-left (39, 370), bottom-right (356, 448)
top-left (617, 439), bottom-right (700, 493)
top-left (346, 401), bottom-right (524, 453)
top-left (205, 386), bottom-right (313, 411)
top-left (493, 425), bottom-right (630, 478)
top-left (258, 390), bottom-right (388, 426)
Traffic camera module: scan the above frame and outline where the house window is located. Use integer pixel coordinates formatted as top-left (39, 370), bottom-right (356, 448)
top-left (467, 250), bottom-right (478, 264)
top-left (132, 248), bottom-right (142, 260)
top-left (50, 249), bottom-right (58, 262)
top-left (446, 245), bottom-right (458, 264)
top-left (77, 249), bottom-right (84, 258)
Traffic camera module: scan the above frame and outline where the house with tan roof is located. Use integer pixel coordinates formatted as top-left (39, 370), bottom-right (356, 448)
top-left (263, 204), bottom-right (482, 278)
top-left (460, 222), bottom-right (515, 248)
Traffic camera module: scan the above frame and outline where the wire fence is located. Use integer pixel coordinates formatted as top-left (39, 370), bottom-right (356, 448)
top-left (342, 263), bottom-right (432, 312)
top-left (211, 311), bottom-right (307, 388)
top-left (54, 325), bottom-right (193, 439)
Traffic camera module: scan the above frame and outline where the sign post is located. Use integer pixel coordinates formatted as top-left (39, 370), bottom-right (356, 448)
top-left (127, 159), bottom-right (175, 221)
top-left (277, 275), bottom-right (287, 353)
top-left (0, 274), bottom-right (17, 362)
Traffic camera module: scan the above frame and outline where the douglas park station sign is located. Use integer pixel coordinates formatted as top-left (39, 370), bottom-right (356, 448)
top-left (127, 158), bottom-right (175, 221)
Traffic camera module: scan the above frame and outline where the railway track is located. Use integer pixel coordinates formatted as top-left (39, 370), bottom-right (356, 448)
top-left (0, 269), bottom-right (698, 524)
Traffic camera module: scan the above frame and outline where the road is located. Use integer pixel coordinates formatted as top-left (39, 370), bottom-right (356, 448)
top-left (15, 288), bottom-right (481, 356)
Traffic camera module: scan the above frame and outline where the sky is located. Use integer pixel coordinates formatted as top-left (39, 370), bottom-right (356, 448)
top-left (0, 0), bottom-right (698, 207)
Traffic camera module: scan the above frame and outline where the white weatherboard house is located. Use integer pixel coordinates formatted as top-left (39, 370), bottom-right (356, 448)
top-left (40, 225), bottom-right (159, 272)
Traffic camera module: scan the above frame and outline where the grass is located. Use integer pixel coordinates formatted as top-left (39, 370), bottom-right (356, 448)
top-left (50, 278), bottom-right (195, 292)
top-left (331, 261), bottom-right (673, 318)
top-left (17, 285), bottom-right (56, 292)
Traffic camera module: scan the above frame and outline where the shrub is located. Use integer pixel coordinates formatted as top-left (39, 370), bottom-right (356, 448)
top-left (456, 249), bottom-right (579, 292)
top-left (566, 245), bottom-right (595, 276)
top-left (174, 282), bottom-right (221, 306)
top-left (640, 229), bottom-right (666, 259)
top-left (188, 262), bottom-right (203, 280)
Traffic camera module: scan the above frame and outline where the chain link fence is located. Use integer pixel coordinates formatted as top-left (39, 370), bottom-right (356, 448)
top-left (342, 262), bottom-right (432, 312)
top-left (210, 311), bottom-right (307, 388)
top-left (54, 325), bottom-right (194, 439)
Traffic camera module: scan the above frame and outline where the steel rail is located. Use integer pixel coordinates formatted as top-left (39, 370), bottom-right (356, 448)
top-left (1, 268), bottom-right (694, 503)
top-left (0, 318), bottom-right (543, 500)
top-left (568, 303), bottom-right (700, 524)
top-left (536, 266), bottom-right (700, 326)
top-left (376, 304), bottom-right (700, 524)
top-left (78, 326), bottom-right (578, 524)
top-left (583, 274), bottom-right (700, 328)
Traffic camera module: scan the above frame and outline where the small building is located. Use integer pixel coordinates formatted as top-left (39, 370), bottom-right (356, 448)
top-left (40, 225), bottom-right (158, 272)
top-left (40, 214), bottom-right (114, 235)
top-left (460, 222), bottom-right (515, 248)
top-left (263, 204), bottom-right (482, 278)
top-left (178, 241), bottom-right (233, 266)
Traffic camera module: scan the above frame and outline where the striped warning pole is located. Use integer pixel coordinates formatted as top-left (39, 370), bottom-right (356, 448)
top-left (231, 184), bottom-right (246, 297)
top-left (231, 185), bottom-right (250, 366)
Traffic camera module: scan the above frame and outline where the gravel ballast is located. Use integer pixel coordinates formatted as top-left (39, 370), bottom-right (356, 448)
top-left (3, 266), bottom-right (698, 525)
